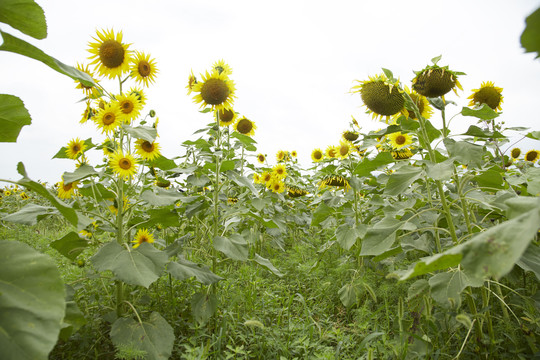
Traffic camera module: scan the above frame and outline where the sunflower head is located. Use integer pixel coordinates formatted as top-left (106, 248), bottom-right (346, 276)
top-left (342, 130), bottom-right (359, 141)
top-left (192, 70), bottom-right (236, 110)
top-left (525, 150), bottom-right (540, 162)
top-left (94, 102), bottom-right (123, 134)
top-left (80, 101), bottom-right (96, 124)
top-left (109, 151), bottom-right (139, 180)
top-left (467, 81), bottom-right (503, 111)
top-left (325, 146), bottom-right (338, 159)
top-left (405, 88), bottom-right (433, 120)
top-left (391, 147), bottom-right (414, 160)
top-left (253, 173), bottom-right (261, 184)
top-left (268, 180), bottom-right (285, 194)
top-left (132, 228), bottom-right (155, 249)
top-left (287, 185), bottom-right (309, 198)
top-left (290, 150), bottom-right (297, 158)
top-left (131, 51), bottom-right (158, 87)
top-left (57, 180), bottom-right (79, 199)
top-left (135, 139), bottom-right (161, 161)
top-left (115, 92), bottom-right (143, 124)
top-left (128, 87), bottom-right (147, 106)
top-left (234, 117), bottom-right (256, 137)
top-left (186, 70), bottom-right (198, 95)
top-left (88, 28), bottom-right (131, 79)
top-left (65, 138), bottom-right (87, 159)
top-left (511, 148), bottom-right (521, 159)
top-left (276, 150), bottom-right (289, 162)
top-left (311, 148), bottom-right (324, 162)
top-left (387, 132), bottom-right (413, 149)
top-left (337, 140), bottom-right (352, 159)
top-left (272, 164), bottom-right (287, 179)
top-left (257, 153), bottom-right (266, 164)
top-left (212, 59), bottom-right (233, 76)
top-left (319, 175), bottom-right (350, 191)
top-left (412, 59), bottom-right (464, 98)
top-left (75, 63), bottom-right (100, 98)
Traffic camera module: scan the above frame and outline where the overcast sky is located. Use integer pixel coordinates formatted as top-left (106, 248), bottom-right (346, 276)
top-left (1, 0), bottom-right (540, 184)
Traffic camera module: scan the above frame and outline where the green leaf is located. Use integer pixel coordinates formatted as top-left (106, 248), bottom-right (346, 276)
top-left (0, 94), bottom-right (32, 142)
top-left (521, 7), bottom-right (540, 58)
top-left (384, 165), bottom-right (423, 195)
top-left (50, 231), bottom-right (88, 261)
top-left (462, 125), bottom-right (505, 139)
top-left (425, 159), bottom-right (454, 181)
top-left (213, 235), bottom-right (248, 261)
top-left (338, 283), bottom-right (362, 308)
top-left (0, 0), bottom-right (47, 39)
top-left (526, 130), bottom-right (540, 140)
top-left (423, 119), bottom-right (442, 144)
top-left (121, 124), bottom-right (157, 142)
top-left (474, 167), bottom-right (505, 190)
top-left (91, 242), bottom-right (168, 288)
top-left (381, 68), bottom-right (394, 80)
top-left (191, 293), bottom-right (218, 324)
top-left (516, 243), bottom-right (540, 281)
top-left (59, 285), bottom-right (86, 341)
top-left (461, 105), bottom-right (499, 120)
top-left (62, 164), bottom-right (98, 183)
top-left (354, 152), bottom-right (394, 177)
top-left (0, 240), bottom-right (66, 360)
top-left (429, 270), bottom-right (473, 309)
top-left (1, 203), bottom-right (56, 225)
top-left (360, 217), bottom-right (402, 256)
top-left (229, 171), bottom-right (259, 197)
top-left (167, 257), bottom-right (223, 285)
top-left (151, 155), bottom-right (177, 171)
top-left (0, 30), bottom-right (94, 86)
top-left (311, 201), bottom-right (332, 227)
top-left (186, 174), bottom-right (210, 187)
top-left (443, 138), bottom-right (484, 168)
top-left (141, 188), bottom-right (184, 207)
top-left (52, 138), bottom-right (95, 159)
top-left (252, 253), bottom-right (284, 277)
top-left (110, 312), bottom-right (174, 360)
top-left (392, 253), bottom-right (463, 281)
top-left (335, 224), bottom-right (366, 251)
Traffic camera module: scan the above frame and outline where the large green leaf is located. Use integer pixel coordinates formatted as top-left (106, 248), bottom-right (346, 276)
top-left (461, 105), bottom-right (499, 121)
top-left (62, 164), bottom-right (98, 184)
top-left (360, 217), bottom-right (402, 256)
top-left (121, 124), bottom-right (157, 142)
top-left (141, 188), bottom-right (185, 206)
top-left (383, 165), bottom-right (423, 196)
top-left (443, 138), bottom-right (484, 168)
top-left (0, 0), bottom-right (47, 39)
top-left (191, 292), bottom-right (218, 324)
top-left (213, 235), bottom-right (248, 261)
top-left (338, 283), bottom-right (361, 308)
top-left (425, 159), bottom-right (454, 181)
top-left (429, 269), bottom-right (476, 309)
top-left (0, 240), bottom-right (66, 360)
top-left (50, 231), bottom-right (89, 261)
top-left (517, 244), bottom-right (540, 281)
top-left (1, 203), bottom-right (56, 225)
top-left (167, 257), bottom-right (223, 285)
top-left (110, 312), bottom-right (174, 360)
top-left (521, 7), bottom-right (540, 59)
top-left (474, 167), bottom-right (505, 190)
top-left (461, 125), bottom-right (505, 139)
top-left (91, 241), bottom-right (168, 288)
top-left (335, 223), bottom-right (366, 251)
top-left (0, 94), bottom-right (32, 143)
top-left (59, 285), bottom-right (86, 342)
top-left (354, 151), bottom-right (394, 177)
top-left (252, 253), bottom-right (284, 277)
top-left (0, 30), bottom-right (94, 86)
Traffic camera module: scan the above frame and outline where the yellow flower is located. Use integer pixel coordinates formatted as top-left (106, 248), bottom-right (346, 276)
top-left (391, 148), bottom-right (414, 160)
top-left (272, 164), bottom-right (287, 179)
top-left (525, 150), bottom-right (540, 162)
top-left (405, 88), bottom-right (433, 120)
top-left (94, 102), bottom-right (122, 134)
top-left (276, 150), bottom-right (288, 162)
top-left (132, 228), bottom-right (155, 249)
top-left (510, 148), bottom-right (521, 159)
top-left (290, 150), bottom-right (297, 158)
top-left (102, 138), bottom-right (118, 155)
top-left (287, 185), bottom-right (308, 198)
top-left (20, 192), bottom-right (29, 200)
top-left (467, 81), bottom-right (503, 111)
top-left (87, 28), bottom-right (131, 79)
top-left (192, 70), bottom-right (236, 111)
top-left (109, 151), bottom-right (139, 180)
top-left (75, 63), bottom-right (100, 98)
top-left (65, 138), bottom-right (87, 159)
top-left (80, 101), bottom-right (96, 124)
top-left (128, 87), bottom-right (147, 106)
top-left (253, 173), bottom-right (261, 184)
top-left (387, 132), bottom-right (413, 149)
top-left (57, 180), bottom-right (79, 199)
top-left (135, 139), bottom-right (161, 161)
top-left (261, 171), bottom-right (273, 184)
top-left (311, 148), bottom-right (324, 162)
top-left (130, 51), bottom-right (158, 87)
top-left (212, 59), bottom-right (233, 76)
top-left (186, 70), bottom-right (197, 95)
top-left (268, 180), bottom-right (285, 194)
top-left (319, 175), bottom-right (350, 191)
top-left (257, 153), bottom-right (266, 164)
top-left (115, 92), bottom-right (143, 124)
top-left (216, 108), bottom-right (237, 127)
top-left (325, 146), bottom-right (338, 159)
top-left (234, 117), bottom-right (256, 137)
top-left (337, 140), bottom-right (352, 159)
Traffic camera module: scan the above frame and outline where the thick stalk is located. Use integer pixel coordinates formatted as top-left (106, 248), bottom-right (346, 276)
top-left (212, 112), bottom-right (222, 273)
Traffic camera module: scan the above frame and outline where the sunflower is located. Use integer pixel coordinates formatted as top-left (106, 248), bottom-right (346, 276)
top-left (115, 92), bottom-right (143, 123)
top-left (94, 102), bottom-right (122, 134)
top-left (87, 28), bottom-right (131, 79)
top-left (186, 70), bottom-right (197, 95)
top-left (525, 150), bottom-right (540, 162)
top-left (227, 196), bottom-right (239, 205)
top-left (109, 151), bottom-right (139, 180)
top-left (261, 171), bottom-right (273, 184)
top-left (405, 88), bottom-right (433, 120)
top-left (467, 81), bottom-right (503, 111)
top-left (269, 180), bottom-right (285, 194)
top-left (387, 132), bottom-right (413, 149)
top-left (287, 185), bottom-right (309, 198)
top-left (135, 139), bottom-right (161, 161)
top-left (108, 195), bottom-right (130, 215)
top-left (510, 148), bottom-right (521, 159)
top-left (20, 192), bottom-right (29, 200)
top-left (352, 73), bottom-right (406, 123)
top-left (130, 51), bottom-right (158, 87)
top-left (132, 228), bottom-right (155, 249)
top-left (276, 150), bottom-right (287, 162)
top-left (128, 87), bottom-right (147, 106)
top-left (272, 164), bottom-right (287, 178)
top-left (75, 63), bottom-right (100, 98)
top-left (325, 146), bottom-right (338, 159)
top-left (216, 108), bottom-right (237, 127)
top-left (234, 117), bottom-right (256, 137)
top-left (102, 138), bottom-right (118, 155)
top-left (319, 175), bottom-right (350, 191)
top-left (291, 150), bottom-right (297, 158)
top-left (311, 148), bottom-right (324, 162)
top-left (253, 173), bottom-right (261, 184)
top-left (57, 180), bottom-right (79, 199)
top-left (391, 148), bottom-right (414, 160)
top-left (257, 153), bottom-right (266, 164)
top-left (343, 130), bottom-right (359, 141)
top-left (192, 70), bottom-right (236, 110)
top-left (337, 140), bottom-right (352, 159)
top-left (80, 101), bottom-right (96, 124)
top-left (212, 59), bottom-right (233, 76)
top-left (65, 138), bottom-right (87, 159)
top-left (412, 64), bottom-right (463, 98)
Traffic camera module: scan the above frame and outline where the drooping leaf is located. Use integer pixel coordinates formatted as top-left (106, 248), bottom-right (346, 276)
top-left (0, 240), bottom-right (66, 360)
top-left (0, 30), bottom-right (94, 86)
top-left (0, 94), bottom-right (32, 143)
top-left (91, 241), bottom-right (168, 288)
top-left (1, 203), bottom-right (56, 225)
top-left (521, 7), bottom-right (540, 59)
top-left (384, 165), bottom-right (423, 195)
top-left (229, 171), bottom-right (259, 197)
top-left (462, 125), bottom-right (505, 139)
top-left (461, 104), bottom-right (499, 120)
top-left (391, 253), bottom-right (463, 281)
top-left (191, 293), bottom-right (218, 324)
top-left (338, 283), bottom-right (362, 308)
top-left (474, 167), bottom-right (505, 190)
top-left (252, 253), bottom-right (284, 277)
top-left (354, 151), bottom-right (394, 177)
top-left (50, 231), bottom-right (88, 261)
top-left (0, 0), bottom-right (47, 39)
top-left (516, 243), bottom-right (540, 281)
top-left (443, 138), bottom-right (484, 168)
top-left (121, 124), bottom-right (157, 142)
top-left (335, 223), bottom-right (366, 251)
top-left (141, 188), bottom-right (185, 207)
top-left (425, 159), bottom-right (454, 181)
top-left (311, 201), bottom-right (332, 227)
top-left (213, 235), bottom-right (248, 261)
top-left (360, 217), bottom-right (402, 256)
top-left (526, 130), bottom-right (540, 140)
top-left (151, 155), bottom-right (177, 170)
top-left (59, 285), bottom-right (86, 341)
top-left (62, 164), bottom-right (98, 183)
top-left (110, 312), bottom-right (174, 360)
top-left (167, 257), bottom-right (223, 285)
top-left (429, 270), bottom-right (474, 309)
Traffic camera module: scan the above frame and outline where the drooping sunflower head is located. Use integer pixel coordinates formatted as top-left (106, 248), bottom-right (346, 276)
top-left (257, 153), bottom-right (266, 164)
top-left (319, 175), bottom-right (350, 191)
top-left (391, 147), bottom-right (414, 160)
top-left (65, 138), bottom-right (87, 159)
top-left (276, 150), bottom-right (289, 162)
top-left (234, 117), bottom-right (256, 137)
top-left (412, 61), bottom-right (463, 98)
top-left (135, 139), bottom-right (161, 161)
top-left (287, 185), bottom-right (309, 198)
top-left (132, 228), bottom-right (155, 249)
top-left (57, 180), bottom-right (79, 200)
top-left (115, 92), bottom-right (143, 124)
top-left (88, 28), bottom-right (131, 79)
top-left (130, 51), bottom-right (158, 87)
top-left (253, 173), bottom-right (261, 184)
top-left (272, 164), bottom-right (287, 179)
top-left (109, 151), bottom-right (139, 180)
top-left (337, 140), bottom-right (353, 159)
top-left (352, 73), bottom-right (406, 123)
top-left (80, 101), bottom-right (96, 124)
top-left (192, 70), bottom-right (236, 111)
top-left (510, 148), bottom-right (521, 159)
top-left (311, 148), bottom-right (324, 162)
top-left (75, 63), bottom-right (100, 98)
top-left (216, 108), bottom-right (237, 127)
top-left (525, 150), bottom-right (540, 162)
top-left (212, 59), bottom-right (233, 76)
top-left (94, 102), bottom-right (123, 134)
top-left (467, 81), bottom-right (503, 111)
top-left (387, 132), bottom-right (413, 149)
top-left (342, 130), bottom-right (359, 142)
top-left (405, 88), bottom-right (433, 120)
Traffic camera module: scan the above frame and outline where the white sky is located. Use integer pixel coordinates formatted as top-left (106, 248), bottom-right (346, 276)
top-left (1, 0), bottom-right (540, 184)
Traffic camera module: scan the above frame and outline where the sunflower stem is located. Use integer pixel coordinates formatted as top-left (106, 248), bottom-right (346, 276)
top-left (212, 111), bottom-right (222, 274)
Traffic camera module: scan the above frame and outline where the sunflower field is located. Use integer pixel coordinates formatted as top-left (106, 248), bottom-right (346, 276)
top-left (2, 2), bottom-right (540, 360)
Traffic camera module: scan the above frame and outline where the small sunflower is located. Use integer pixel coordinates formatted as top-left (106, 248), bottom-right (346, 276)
top-left (269, 180), bottom-right (285, 194)
top-left (525, 150), bottom-right (540, 162)
top-left (276, 150), bottom-right (288, 162)
top-left (405, 88), bottom-right (433, 120)
top-left (75, 63), bottom-right (100, 98)
top-left (272, 164), bottom-right (287, 178)
top-left (65, 138), bottom-right (87, 159)
top-left (128, 87), bottom-right (147, 106)
top-left (20, 192), bottom-right (29, 200)
top-left (467, 81), bottom-right (503, 111)
top-left (261, 171), bottom-right (273, 184)
top-left (337, 140), bottom-right (353, 159)
top-left (234, 117), bottom-right (256, 137)
top-left (132, 228), bottom-right (155, 249)
top-left (227, 196), bottom-right (239, 205)
top-left (391, 148), bottom-right (414, 160)
top-left (510, 148), bottom-right (521, 159)
top-left (102, 138), bottom-right (118, 155)
top-left (94, 102), bottom-right (122, 134)
top-left (287, 185), bottom-right (308, 198)
top-left (80, 101), bottom-right (96, 124)
top-left (257, 153), bottom-right (266, 164)
top-left (387, 132), bottom-right (413, 149)
top-left (412, 63), bottom-right (463, 98)
top-left (311, 148), bottom-right (324, 162)
top-left (57, 180), bottom-right (79, 199)
top-left (109, 151), bottom-right (139, 180)
top-left (212, 59), bottom-right (233, 76)
top-left (192, 70), bottom-right (236, 111)
top-left (352, 73), bottom-right (406, 123)
top-left (343, 130), bottom-right (359, 141)
top-left (253, 173), bottom-right (261, 184)
top-left (186, 70), bottom-right (197, 95)
top-left (325, 146), bottom-right (338, 159)
top-left (87, 28), bottom-right (131, 79)
top-left (130, 51), bottom-right (158, 87)
top-left (319, 175), bottom-right (350, 191)
top-left (135, 139), bottom-right (161, 161)
top-left (115, 92), bottom-right (143, 124)
top-left (216, 108), bottom-right (237, 127)
top-left (291, 150), bottom-right (297, 158)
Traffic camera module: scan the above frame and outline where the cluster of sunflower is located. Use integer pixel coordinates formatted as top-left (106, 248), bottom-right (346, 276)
top-left (252, 163), bottom-right (288, 194)
top-left (509, 147), bottom-right (540, 165)
top-left (0, 184), bottom-right (30, 203)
